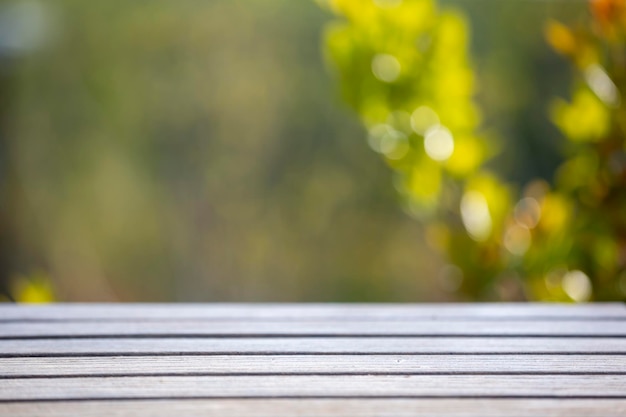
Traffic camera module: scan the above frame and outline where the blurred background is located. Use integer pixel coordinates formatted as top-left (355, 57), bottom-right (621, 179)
top-left (0, 0), bottom-right (616, 302)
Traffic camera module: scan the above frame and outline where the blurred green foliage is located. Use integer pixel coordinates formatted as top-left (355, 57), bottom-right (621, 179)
top-left (4, 0), bottom-right (625, 302)
top-left (2, 0), bottom-right (442, 302)
top-left (322, 0), bottom-right (626, 301)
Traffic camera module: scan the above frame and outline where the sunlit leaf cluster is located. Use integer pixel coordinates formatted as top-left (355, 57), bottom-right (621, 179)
top-left (324, 0), bottom-right (488, 193)
top-left (322, 0), bottom-right (626, 300)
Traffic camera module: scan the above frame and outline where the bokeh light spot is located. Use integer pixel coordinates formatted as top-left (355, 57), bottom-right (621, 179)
top-left (460, 191), bottom-right (492, 241)
top-left (367, 124), bottom-right (408, 159)
top-left (371, 54), bottom-right (401, 83)
top-left (545, 267), bottom-right (566, 293)
top-left (504, 224), bottom-right (531, 256)
top-left (514, 197), bottom-right (541, 229)
top-left (410, 106), bottom-right (440, 135)
top-left (585, 64), bottom-right (620, 107)
top-left (424, 125), bottom-right (454, 161)
top-left (562, 270), bottom-right (592, 302)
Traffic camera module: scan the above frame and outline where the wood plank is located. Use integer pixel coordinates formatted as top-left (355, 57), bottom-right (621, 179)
top-left (2, 399), bottom-right (626, 417)
top-left (4, 320), bottom-right (626, 338)
top-left (1, 375), bottom-right (624, 400)
top-left (2, 355), bottom-right (625, 377)
top-left (2, 337), bottom-right (626, 356)
top-left (1, 303), bottom-right (624, 321)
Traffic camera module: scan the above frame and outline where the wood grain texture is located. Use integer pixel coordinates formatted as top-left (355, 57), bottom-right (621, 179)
top-left (2, 375), bottom-right (625, 400)
top-left (2, 303), bottom-right (624, 321)
top-left (4, 320), bottom-right (626, 338)
top-left (2, 399), bottom-right (625, 417)
top-left (2, 354), bottom-right (625, 377)
top-left (2, 337), bottom-right (626, 356)
top-left (1, 303), bottom-right (624, 416)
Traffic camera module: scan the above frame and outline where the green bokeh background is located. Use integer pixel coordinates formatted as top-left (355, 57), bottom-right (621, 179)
top-left (0, 0), bottom-right (594, 301)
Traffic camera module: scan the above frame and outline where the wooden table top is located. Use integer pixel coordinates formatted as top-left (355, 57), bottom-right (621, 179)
top-left (1, 303), bottom-right (625, 416)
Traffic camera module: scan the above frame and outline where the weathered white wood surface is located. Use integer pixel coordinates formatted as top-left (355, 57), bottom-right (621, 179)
top-left (3, 337), bottom-right (626, 356)
top-left (2, 399), bottom-right (626, 417)
top-left (1, 303), bottom-right (624, 321)
top-left (0, 303), bottom-right (624, 416)
top-left (2, 375), bottom-right (626, 400)
top-left (3, 320), bottom-right (626, 337)
top-left (2, 354), bottom-right (625, 377)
